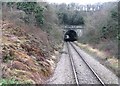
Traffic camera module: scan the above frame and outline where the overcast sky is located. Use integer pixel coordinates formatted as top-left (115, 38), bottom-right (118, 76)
top-left (45, 0), bottom-right (118, 5)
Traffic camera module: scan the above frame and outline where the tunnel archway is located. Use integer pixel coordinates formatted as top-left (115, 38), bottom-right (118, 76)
top-left (64, 30), bottom-right (78, 42)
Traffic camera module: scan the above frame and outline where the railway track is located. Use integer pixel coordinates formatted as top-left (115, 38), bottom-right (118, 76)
top-left (66, 42), bottom-right (106, 85)
top-left (66, 42), bottom-right (79, 86)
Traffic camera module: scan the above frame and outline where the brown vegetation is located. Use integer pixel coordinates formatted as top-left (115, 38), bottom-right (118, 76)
top-left (1, 18), bottom-right (56, 84)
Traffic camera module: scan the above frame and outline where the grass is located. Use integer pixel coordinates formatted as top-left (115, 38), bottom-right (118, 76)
top-left (0, 78), bottom-right (34, 85)
top-left (0, 78), bottom-right (19, 85)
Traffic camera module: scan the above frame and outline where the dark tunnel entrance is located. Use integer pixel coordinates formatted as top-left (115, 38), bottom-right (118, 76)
top-left (64, 30), bottom-right (78, 42)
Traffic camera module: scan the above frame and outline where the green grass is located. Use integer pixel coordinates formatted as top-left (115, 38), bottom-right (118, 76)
top-left (0, 78), bottom-right (19, 86)
top-left (0, 78), bottom-right (35, 85)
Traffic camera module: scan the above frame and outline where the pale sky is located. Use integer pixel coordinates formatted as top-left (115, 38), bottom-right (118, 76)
top-left (45, 0), bottom-right (118, 5)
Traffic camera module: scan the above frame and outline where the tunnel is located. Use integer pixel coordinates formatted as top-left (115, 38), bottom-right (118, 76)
top-left (64, 30), bottom-right (78, 42)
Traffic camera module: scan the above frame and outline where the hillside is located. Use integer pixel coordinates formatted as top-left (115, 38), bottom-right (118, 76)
top-left (1, 2), bottom-right (62, 84)
top-left (1, 20), bottom-right (58, 84)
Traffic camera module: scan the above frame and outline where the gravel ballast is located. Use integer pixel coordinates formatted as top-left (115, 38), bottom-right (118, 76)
top-left (47, 42), bottom-right (119, 85)
top-left (68, 43), bottom-right (100, 84)
top-left (47, 43), bottom-right (75, 84)
top-left (73, 43), bottom-right (119, 84)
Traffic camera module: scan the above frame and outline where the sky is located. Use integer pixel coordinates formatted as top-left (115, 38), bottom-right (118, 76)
top-left (45, 0), bottom-right (118, 5)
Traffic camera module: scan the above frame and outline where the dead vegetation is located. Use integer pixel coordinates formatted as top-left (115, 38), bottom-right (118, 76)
top-left (75, 42), bottom-right (119, 77)
top-left (1, 20), bottom-right (58, 84)
top-left (0, 5), bottom-right (62, 82)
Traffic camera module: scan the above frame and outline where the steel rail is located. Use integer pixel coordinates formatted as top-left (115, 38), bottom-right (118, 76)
top-left (66, 42), bottom-right (79, 86)
top-left (70, 42), bottom-right (106, 86)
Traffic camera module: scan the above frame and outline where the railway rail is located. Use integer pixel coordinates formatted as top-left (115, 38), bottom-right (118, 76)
top-left (66, 42), bottom-right (79, 86)
top-left (66, 42), bottom-right (106, 85)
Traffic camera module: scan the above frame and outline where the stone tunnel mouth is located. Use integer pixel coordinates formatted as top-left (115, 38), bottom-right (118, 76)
top-left (64, 30), bottom-right (78, 42)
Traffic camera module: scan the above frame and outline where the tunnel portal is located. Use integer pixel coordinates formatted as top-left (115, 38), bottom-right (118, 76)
top-left (64, 30), bottom-right (78, 42)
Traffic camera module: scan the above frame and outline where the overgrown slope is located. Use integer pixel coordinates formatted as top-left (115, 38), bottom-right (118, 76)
top-left (1, 2), bottom-right (62, 84)
top-left (2, 20), bottom-right (57, 84)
